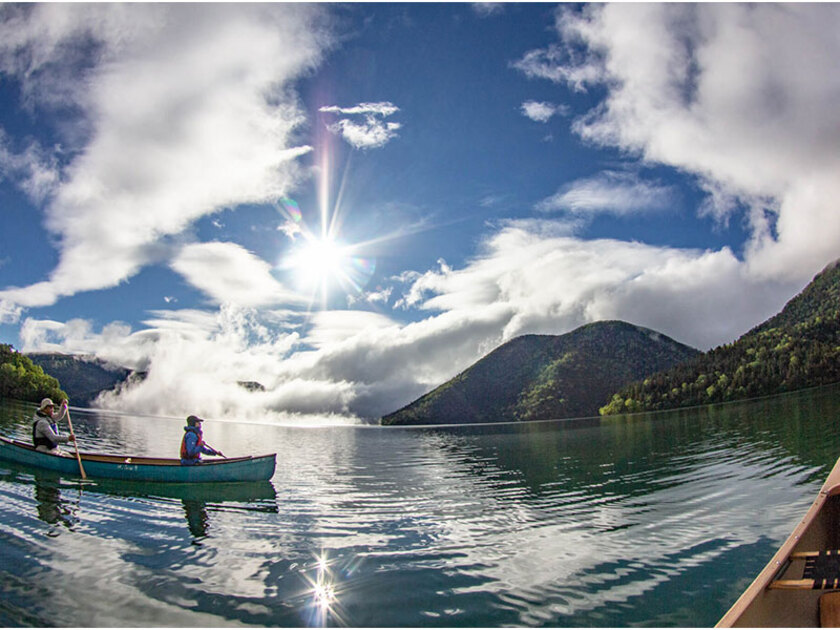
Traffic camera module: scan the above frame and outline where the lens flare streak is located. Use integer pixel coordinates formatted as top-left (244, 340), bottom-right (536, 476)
top-left (276, 139), bottom-right (384, 310)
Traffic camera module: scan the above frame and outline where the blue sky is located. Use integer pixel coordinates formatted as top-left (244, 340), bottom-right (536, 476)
top-left (1, 3), bottom-right (838, 423)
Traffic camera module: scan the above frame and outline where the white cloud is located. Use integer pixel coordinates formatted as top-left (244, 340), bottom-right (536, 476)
top-left (328, 119), bottom-right (401, 150)
top-left (0, 299), bottom-right (23, 324)
top-left (21, 317), bottom-right (133, 358)
top-left (9, 5), bottom-right (840, 425)
top-left (0, 129), bottom-right (59, 203)
top-left (320, 102), bottom-right (402, 149)
top-left (397, 221), bottom-right (799, 352)
top-left (302, 310), bottom-right (398, 349)
top-left (348, 286), bottom-right (393, 307)
top-left (18, 216), bottom-right (803, 421)
top-left (319, 102), bottom-right (400, 117)
top-left (536, 171), bottom-right (675, 217)
top-left (170, 242), bottom-right (305, 308)
top-left (516, 3), bottom-right (840, 283)
top-left (0, 4), bottom-right (332, 309)
top-left (472, 3), bottom-right (505, 18)
top-left (520, 100), bottom-right (568, 123)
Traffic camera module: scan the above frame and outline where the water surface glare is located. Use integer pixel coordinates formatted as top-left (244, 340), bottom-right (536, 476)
top-left (2, 386), bottom-right (840, 626)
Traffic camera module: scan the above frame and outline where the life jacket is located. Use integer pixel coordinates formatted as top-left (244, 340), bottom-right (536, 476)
top-left (180, 426), bottom-right (204, 461)
top-left (32, 412), bottom-right (58, 451)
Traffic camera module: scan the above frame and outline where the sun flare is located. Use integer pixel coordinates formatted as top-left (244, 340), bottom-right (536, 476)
top-left (292, 237), bottom-right (347, 286)
top-left (283, 231), bottom-right (375, 306)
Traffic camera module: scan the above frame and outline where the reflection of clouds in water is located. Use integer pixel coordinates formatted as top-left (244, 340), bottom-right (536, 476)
top-left (392, 433), bottom-right (818, 622)
top-left (271, 425), bottom-right (819, 623)
top-left (2, 394), bottom-right (830, 626)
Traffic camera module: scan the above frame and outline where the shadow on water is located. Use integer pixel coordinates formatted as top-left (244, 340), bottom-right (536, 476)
top-left (90, 478), bottom-right (279, 540)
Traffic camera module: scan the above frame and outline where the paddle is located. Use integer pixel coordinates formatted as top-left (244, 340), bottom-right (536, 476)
top-left (64, 405), bottom-right (87, 480)
top-left (206, 443), bottom-right (227, 459)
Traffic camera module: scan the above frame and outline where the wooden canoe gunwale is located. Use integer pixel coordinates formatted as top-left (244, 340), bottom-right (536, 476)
top-left (716, 456), bottom-right (840, 627)
top-left (0, 436), bottom-right (276, 483)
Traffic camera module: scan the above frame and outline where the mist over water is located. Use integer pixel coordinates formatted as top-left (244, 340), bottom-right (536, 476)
top-left (1, 386), bottom-right (839, 626)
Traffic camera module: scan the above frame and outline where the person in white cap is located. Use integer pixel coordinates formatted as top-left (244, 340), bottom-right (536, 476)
top-left (32, 398), bottom-right (75, 454)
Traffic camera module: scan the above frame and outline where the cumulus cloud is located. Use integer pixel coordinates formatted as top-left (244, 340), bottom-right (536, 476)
top-left (0, 4), bottom-right (332, 311)
top-left (520, 100), bottom-right (568, 123)
top-left (320, 102), bottom-right (402, 149)
top-left (536, 171), bottom-right (675, 216)
top-left (516, 3), bottom-right (840, 283)
top-left (170, 242), bottom-right (305, 308)
top-left (397, 221), bottom-right (798, 352)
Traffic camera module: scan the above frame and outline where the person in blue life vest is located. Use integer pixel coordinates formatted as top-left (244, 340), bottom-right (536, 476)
top-left (32, 398), bottom-right (75, 454)
top-left (180, 415), bottom-right (224, 465)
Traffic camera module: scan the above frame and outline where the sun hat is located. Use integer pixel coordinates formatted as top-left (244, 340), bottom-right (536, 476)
top-left (39, 398), bottom-right (55, 410)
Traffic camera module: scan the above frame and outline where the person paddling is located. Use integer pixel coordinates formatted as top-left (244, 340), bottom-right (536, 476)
top-left (180, 415), bottom-right (224, 465)
top-left (32, 398), bottom-right (75, 454)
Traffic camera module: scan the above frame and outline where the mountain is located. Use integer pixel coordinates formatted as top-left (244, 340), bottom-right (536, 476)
top-left (26, 353), bottom-right (132, 407)
top-left (381, 321), bottom-right (700, 425)
top-left (601, 260), bottom-right (840, 415)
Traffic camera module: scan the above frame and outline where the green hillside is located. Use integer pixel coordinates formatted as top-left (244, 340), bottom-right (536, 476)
top-left (0, 344), bottom-right (68, 404)
top-left (381, 321), bottom-right (699, 425)
top-left (601, 260), bottom-right (840, 415)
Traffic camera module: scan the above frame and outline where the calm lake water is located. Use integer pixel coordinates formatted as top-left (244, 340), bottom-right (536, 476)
top-left (2, 386), bottom-right (840, 627)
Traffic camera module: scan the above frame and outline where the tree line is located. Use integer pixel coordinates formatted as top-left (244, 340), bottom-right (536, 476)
top-left (601, 310), bottom-right (840, 414)
top-left (0, 344), bottom-right (68, 404)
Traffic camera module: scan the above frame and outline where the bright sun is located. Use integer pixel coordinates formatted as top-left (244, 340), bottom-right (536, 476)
top-left (285, 234), bottom-right (369, 304)
top-left (282, 231), bottom-right (377, 309)
top-left (295, 237), bottom-right (345, 284)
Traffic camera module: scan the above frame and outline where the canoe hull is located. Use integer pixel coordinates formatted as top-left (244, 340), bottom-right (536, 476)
top-left (717, 456), bottom-right (840, 627)
top-left (0, 437), bottom-right (275, 483)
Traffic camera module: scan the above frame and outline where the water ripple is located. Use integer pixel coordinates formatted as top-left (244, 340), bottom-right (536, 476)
top-left (2, 387), bottom-right (840, 626)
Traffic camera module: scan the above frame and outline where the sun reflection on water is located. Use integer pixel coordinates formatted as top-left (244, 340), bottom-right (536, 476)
top-left (303, 549), bottom-right (347, 627)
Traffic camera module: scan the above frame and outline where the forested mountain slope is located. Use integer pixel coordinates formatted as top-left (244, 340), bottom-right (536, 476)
top-left (382, 321), bottom-right (699, 425)
top-left (26, 353), bottom-right (131, 406)
top-left (601, 260), bottom-right (840, 415)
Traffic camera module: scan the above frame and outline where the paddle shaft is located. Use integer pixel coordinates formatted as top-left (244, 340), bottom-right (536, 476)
top-left (205, 443), bottom-right (227, 458)
top-left (64, 407), bottom-right (87, 480)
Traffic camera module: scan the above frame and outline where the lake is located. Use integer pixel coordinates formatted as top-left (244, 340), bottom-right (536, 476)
top-left (2, 385), bottom-right (840, 627)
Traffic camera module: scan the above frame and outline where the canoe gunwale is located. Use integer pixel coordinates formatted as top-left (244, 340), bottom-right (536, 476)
top-left (716, 456), bottom-right (840, 627)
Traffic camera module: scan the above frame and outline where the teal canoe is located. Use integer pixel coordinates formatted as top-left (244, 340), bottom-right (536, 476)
top-left (0, 436), bottom-right (276, 483)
